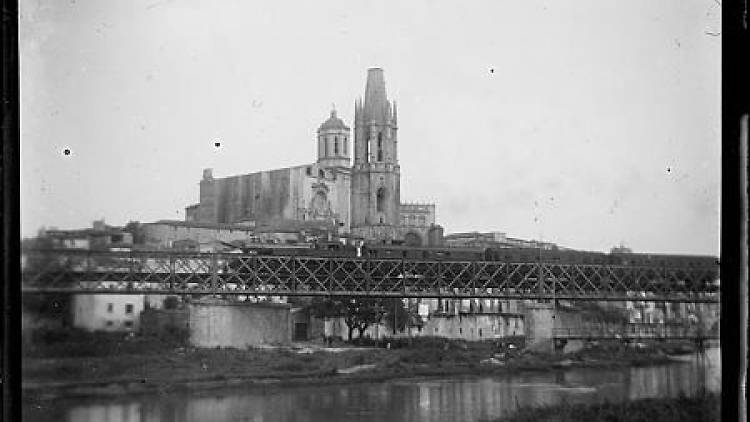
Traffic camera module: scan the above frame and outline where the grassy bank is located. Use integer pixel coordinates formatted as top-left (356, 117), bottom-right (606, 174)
top-left (494, 392), bottom-right (720, 422)
top-left (22, 329), bottom-right (689, 400)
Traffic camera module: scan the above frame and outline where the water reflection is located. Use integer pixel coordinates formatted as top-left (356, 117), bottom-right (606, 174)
top-left (24, 348), bottom-right (720, 422)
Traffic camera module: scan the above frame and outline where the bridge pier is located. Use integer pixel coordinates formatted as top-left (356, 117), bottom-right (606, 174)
top-left (523, 301), bottom-right (555, 353)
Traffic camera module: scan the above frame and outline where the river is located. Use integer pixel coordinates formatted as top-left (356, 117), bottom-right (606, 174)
top-left (24, 348), bottom-right (720, 422)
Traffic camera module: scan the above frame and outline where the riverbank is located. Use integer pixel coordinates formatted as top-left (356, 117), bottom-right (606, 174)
top-left (494, 391), bottom-right (720, 422)
top-left (22, 330), bottom-right (699, 401)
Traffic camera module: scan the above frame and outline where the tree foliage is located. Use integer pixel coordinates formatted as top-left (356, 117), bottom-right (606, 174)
top-left (22, 235), bottom-right (74, 325)
top-left (382, 298), bottom-right (418, 333)
top-left (310, 297), bottom-right (420, 341)
top-left (310, 297), bottom-right (388, 341)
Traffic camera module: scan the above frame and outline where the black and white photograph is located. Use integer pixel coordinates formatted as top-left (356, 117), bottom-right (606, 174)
top-left (17, 1), bottom-right (725, 421)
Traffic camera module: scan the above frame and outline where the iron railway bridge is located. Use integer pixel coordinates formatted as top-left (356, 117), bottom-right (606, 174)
top-left (21, 250), bottom-right (720, 303)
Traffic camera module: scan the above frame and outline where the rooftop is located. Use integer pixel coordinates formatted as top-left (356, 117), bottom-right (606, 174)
top-left (149, 220), bottom-right (256, 231)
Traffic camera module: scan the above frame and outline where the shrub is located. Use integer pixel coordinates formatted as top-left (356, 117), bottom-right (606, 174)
top-left (158, 325), bottom-right (190, 345)
top-left (163, 296), bottom-right (180, 310)
top-left (353, 353), bottom-right (367, 365)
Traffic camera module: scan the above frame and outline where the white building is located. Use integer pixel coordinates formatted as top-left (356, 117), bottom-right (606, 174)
top-left (72, 295), bottom-right (144, 332)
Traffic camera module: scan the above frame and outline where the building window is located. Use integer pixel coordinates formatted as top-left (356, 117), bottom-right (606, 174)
top-left (365, 136), bottom-right (369, 161)
top-left (124, 321), bottom-right (133, 328)
top-left (306, 167), bottom-right (312, 176)
top-left (319, 169), bottom-right (325, 178)
top-left (376, 188), bottom-right (386, 212)
top-left (434, 327), bottom-right (438, 333)
top-left (125, 304), bottom-right (134, 314)
top-left (479, 329), bottom-right (483, 337)
top-left (459, 328), bottom-right (463, 334)
top-left (106, 320), bottom-right (114, 327)
top-left (334, 137), bottom-right (339, 154)
top-left (107, 303), bottom-right (114, 313)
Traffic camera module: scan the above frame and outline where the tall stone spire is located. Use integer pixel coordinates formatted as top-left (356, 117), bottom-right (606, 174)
top-left (363, 68), bottom-right (389, 123)
top-left (350, 68), bottom-right (401, 241)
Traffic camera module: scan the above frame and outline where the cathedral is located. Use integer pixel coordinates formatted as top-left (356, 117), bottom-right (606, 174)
top-left (185, 68), bottom-right (443, 246)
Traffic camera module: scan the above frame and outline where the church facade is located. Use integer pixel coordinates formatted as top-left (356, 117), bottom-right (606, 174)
top-left (186, 68), bottom-right (441, 246)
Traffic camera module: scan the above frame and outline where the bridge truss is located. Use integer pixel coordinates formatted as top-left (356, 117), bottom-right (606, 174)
top-left (20, 250), bottom-right (720, 303)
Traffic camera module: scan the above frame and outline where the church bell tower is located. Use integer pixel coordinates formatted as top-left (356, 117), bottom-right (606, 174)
top-left (317, 108), bottom-right (350, 169)
top-left (350, 68), bottom-right (400, 241)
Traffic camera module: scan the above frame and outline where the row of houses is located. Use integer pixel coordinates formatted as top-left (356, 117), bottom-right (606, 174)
top-left (53, 292), bottom-right (528, 345)
top-left (33, 219), bottom-right (331, 253)
top-left (443, 231), bottom-right (562, 250)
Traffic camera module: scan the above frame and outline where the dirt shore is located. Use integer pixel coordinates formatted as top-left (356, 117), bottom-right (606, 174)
top-left (23, 333), bottom-right (694, 401)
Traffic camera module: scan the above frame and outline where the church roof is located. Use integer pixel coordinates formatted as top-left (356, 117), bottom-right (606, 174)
top-left (318, 109), bottom-right (349, 132)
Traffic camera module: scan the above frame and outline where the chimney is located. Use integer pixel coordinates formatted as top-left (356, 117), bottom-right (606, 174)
top-left (93, 219), bottom-right (106, 231)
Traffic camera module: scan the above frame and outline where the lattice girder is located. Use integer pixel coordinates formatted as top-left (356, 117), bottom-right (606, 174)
top-left (20, 250), bottom-right (720, 302)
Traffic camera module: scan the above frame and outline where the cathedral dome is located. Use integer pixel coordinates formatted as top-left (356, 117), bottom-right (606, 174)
top-left (318, 109), bottom-right (349, 132)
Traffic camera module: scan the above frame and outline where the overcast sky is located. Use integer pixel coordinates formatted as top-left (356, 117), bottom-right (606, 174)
top-left (20, 0), bottom-right (721, 255)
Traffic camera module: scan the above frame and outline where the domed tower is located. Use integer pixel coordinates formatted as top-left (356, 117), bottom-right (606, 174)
top-left (317, 108), bottom-right (350, 169)
top-left (350, 68), bottom-right (401, 239)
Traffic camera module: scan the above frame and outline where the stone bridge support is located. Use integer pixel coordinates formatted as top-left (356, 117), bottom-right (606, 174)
top-left (522, 301), bottom-right (555, 352)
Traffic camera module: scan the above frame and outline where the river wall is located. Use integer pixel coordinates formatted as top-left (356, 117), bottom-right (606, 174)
top-left (188, 301), bottom-right (292, 347)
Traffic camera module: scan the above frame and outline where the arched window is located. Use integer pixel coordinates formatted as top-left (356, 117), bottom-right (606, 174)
top-left (334, 136), bottom-right (338, 154)
top-left (319, 169), bottom-right (325, 178)
top-left (376, 187), bottom-right (386, 212)
top-left (364, 136), bottom-right (369, 162)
